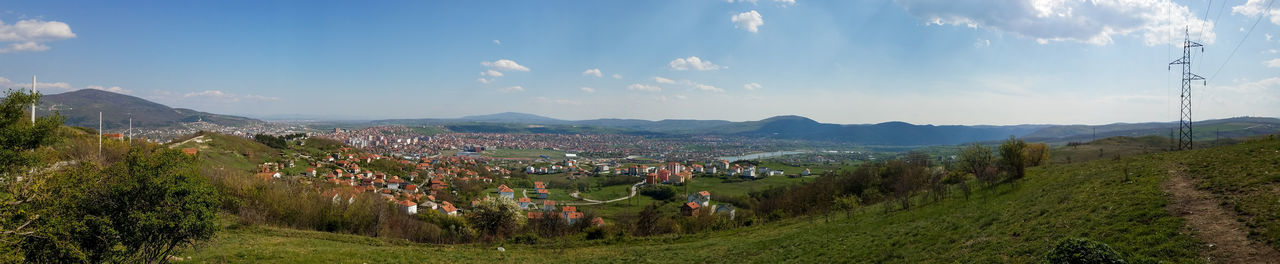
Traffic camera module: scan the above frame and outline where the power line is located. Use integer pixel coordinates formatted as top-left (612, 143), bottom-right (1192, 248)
top-left (1208, 0), bottom-right (1275, 81)
top-left (1196, 0), bottom-right (1215, 42)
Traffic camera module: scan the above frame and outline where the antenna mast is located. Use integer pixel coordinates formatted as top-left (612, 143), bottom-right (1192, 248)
top-left (1169, 28), bottom-right (1204, 150)
top-left (31, 75), bottom-right (36, 123)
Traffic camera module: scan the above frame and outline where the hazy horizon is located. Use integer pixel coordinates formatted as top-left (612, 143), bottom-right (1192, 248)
top-left (3, 0), bottom-right (1279, 125)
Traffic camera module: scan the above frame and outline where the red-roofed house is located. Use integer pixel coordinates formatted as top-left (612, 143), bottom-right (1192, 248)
top-left (682, 202), bottom-right (702, 216)
top-left (498, 184), bottom-right (515, 199)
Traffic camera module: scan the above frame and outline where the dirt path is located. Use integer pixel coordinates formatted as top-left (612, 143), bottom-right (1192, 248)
top-left (1162, 163), bottom-right (1280, 263)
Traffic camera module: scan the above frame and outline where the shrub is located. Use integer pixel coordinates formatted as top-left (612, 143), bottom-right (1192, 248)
top-left (1045, 237), bottom-right (1126, 264)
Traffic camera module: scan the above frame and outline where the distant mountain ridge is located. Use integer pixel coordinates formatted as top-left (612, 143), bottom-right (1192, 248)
top-left (372, 112), bottom-right (1280, 146)
top-left (37, 89), bottom-right (261, 130)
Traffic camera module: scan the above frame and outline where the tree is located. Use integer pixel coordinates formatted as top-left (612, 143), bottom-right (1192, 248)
top-left (20, 148), bottom-right (221, 263)
top-left (1023, 142), bottom-right (1050, 167)
top-left (467, 197), bottom-right (524, 240)
top-left (958, 143), bottom-right (998, 188)
top-left (832, 194), bottom-right (861, 218)
top-left (999, 136), bottom-right (1028, 185)
top-left (1, 89), bottom-right (64, 262)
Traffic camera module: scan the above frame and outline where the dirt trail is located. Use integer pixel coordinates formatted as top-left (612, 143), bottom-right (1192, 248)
top-left (1162, 163), bottom-right (1280, 263)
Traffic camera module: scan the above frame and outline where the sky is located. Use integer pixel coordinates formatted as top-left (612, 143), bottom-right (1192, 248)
top-left (1, 0), bottom-right (1279, 125)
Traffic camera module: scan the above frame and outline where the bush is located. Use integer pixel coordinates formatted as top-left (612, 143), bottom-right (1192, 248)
top-left (638, 185), bottom-right (678, 201)
top-left (1045, 237), bottom-right (1126, 264)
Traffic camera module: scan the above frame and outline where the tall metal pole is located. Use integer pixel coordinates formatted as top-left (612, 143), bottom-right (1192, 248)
top-left (99, 112), bottom-right (103, 159)
top-left (31, 75), bottom-right (36, 123)
top-left (1169, 28), bottom-right (1204, 150)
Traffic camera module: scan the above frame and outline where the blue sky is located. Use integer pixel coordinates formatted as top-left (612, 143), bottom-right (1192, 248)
top-left (1, 0), bottom-right (1278, 125)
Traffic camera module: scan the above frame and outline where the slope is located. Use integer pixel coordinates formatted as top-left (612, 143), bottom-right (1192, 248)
top-left (38, 89), bottom-right (260, 130)
top-left (170, 136), bottom-right (1280, 263)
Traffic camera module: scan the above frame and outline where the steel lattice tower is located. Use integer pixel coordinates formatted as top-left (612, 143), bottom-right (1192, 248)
top-left (1169, 28), bottom-right (1204, 150)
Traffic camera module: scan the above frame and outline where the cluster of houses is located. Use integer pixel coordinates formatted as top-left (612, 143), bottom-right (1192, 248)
top-left (490, 183), bottom-right (602, 225)
top-left (680, 190), bottom-right (736, 219)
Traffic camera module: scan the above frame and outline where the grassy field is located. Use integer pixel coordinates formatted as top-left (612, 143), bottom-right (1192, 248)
top-left (174, 134), bottom-right (1280, 263)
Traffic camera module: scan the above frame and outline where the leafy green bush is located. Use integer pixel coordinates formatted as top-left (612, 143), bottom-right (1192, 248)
top-left (1045, 237), bottom-right (1125, 264)
top-left (638, 185), bottom-right (677, 201)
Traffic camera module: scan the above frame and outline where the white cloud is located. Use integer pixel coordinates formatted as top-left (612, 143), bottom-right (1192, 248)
top-left (731, 10), bottom-right (764, 33)
top-left (476, 78), bottom-right (494, 84)
top-left (579, 87), bottom-right (596, 93)
top-left (1268, 49), bottom-right (1278, 54)
top-left (744, 82), bottom-right (763, 90)
top-left (498, 86), bottom-right (524, 93)
top-left (1266, 58), bottom-right (1280, 68)
top-left (654, 76), bottom-right (676, 84)
top-left (898, 0), bottom-right (1215, 46)
top-left (1268, 33), bottom-right (1275, 42)
top-left (481, 59), bottom-right (530, 72)
top-left (0, 19), bottom-right (76, 53)
top-left (668, 56), bottom-right (722, 71)
top-left (727, 0), bottom-right (759, 3)
top-left (1233, 0), bottom-right (1280, 25)
top-left (675, 95), bottom-right (689, 100)
top-left (86, 85), bottom-right (130, 94)
top-left (611, 74), bottom-right (623, 79)
top-left (0, 76), bottom-right (72, 91)
top-left (974, 38), bottom-right (991, 47)
top-left (774, 0), bottom-right (796, 7)
top-left (695, 84), bottom-right (725, 93)
top-left (481, 70), bottom-right (504, 77)
top-left (183, 90), bottom-right (277, 101)
top-left (582, 68), bottom-right (602, 77)
top-left (0, 41), bottom-right (48, 53)
top-left (627, 84), bottom-right (662, 92)
top-left (493, 39), bottom-right (501, 45)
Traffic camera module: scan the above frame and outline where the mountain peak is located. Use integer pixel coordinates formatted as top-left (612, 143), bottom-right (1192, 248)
top-left (760, 115), bottom-right (819, 124)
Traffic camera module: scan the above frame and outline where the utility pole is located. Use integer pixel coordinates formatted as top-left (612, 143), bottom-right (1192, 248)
top-left (98, 112), bottom-right (103, 159)
top-left (1169, 28), bottom-right (1204, 151)
top-left (31, 75), bottom-right (36, 124)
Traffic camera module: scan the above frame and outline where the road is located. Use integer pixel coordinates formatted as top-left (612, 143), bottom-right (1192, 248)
top-left (564, 181), bottom-right (644, 206)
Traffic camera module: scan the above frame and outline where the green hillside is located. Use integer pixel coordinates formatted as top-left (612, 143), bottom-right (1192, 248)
top-left (175, 136), bottom-right (1280, 263)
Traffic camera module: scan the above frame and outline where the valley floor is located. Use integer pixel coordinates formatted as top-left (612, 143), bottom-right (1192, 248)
top-left (178, 137), bottom-right (1280, 263)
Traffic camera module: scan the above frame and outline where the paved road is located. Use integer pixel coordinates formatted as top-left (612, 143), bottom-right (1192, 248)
top-left (564, 181), bottom-right (644, 206)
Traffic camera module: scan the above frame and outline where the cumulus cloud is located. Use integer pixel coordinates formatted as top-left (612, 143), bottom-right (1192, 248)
top-left (774, 0), bottom-right (796, 7)
top-left (731, 10), bottom-right (765, 33)
top-left (579, 87), bottom-right (596, 93)
top-left (493, 39), bottom-right (501, 45)
top-left (481, 59), bottom-right (530, 72)
top-left (86, 85), bottom-right (130, 94)
top-left (744, 82), bottom-right (763, 90)
top-left (481, 70), bottom-right (504, 77)
top-left (654, 76), bottom-right (676, 84)
top-left (1233, 0), bottom-right (1280, 25)
top-left (898, 0), bottom-right (1215, 46)
top-left (0, 19), bottom-right (76, 53)
top-left (1267, 58), bottom-right (1280, 68)
top-left (694, 84), bottom-right (725, 93)
top-left (476, 78), bottom-right (494, 84)
top-left (0, 77), bottom-right (66, 92)
top-left (668, 56), bottom-right (722, 71)
top-left (582, 68), bottom-right (602, 77)
top-left (974, 38), bottom-right (991, 47)
top-left (498, 86), bottom-right (524, 93)
top-left (627, 84), bottom-right (662, 92)
top-left (612, 74), bottom-right (623, 79)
